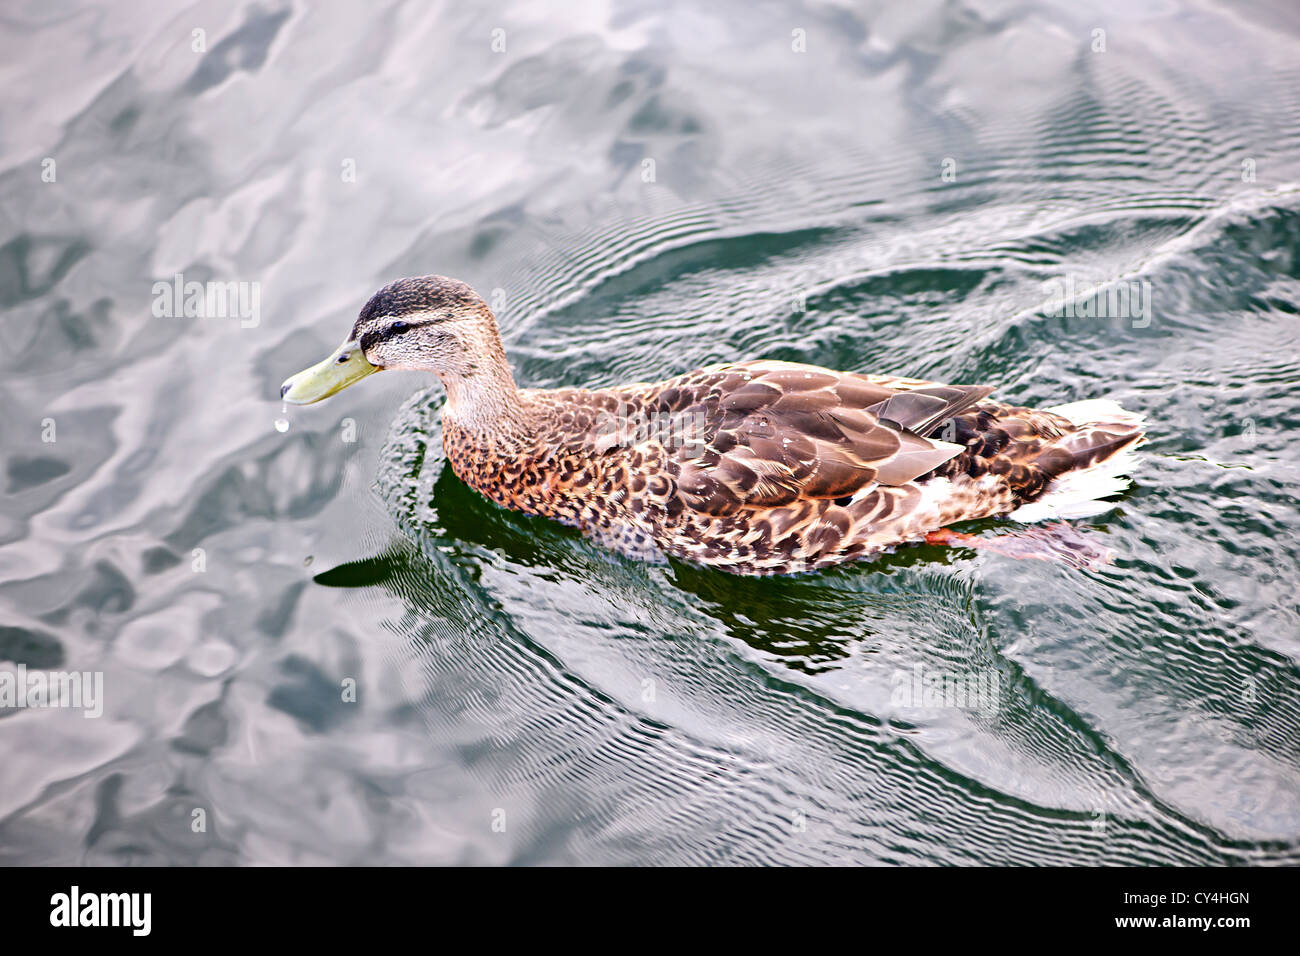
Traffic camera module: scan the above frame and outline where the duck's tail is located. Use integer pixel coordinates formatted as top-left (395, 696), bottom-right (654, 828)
top-left (1007, 399), bottom-right (1147, 522)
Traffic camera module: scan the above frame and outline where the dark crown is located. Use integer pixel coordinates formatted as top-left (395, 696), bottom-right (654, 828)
top-left (352, 276), bottom-right (480, 334)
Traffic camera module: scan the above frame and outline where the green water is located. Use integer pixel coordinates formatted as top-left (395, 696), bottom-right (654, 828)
top-left (1, 0), bottom-right (1298, 864)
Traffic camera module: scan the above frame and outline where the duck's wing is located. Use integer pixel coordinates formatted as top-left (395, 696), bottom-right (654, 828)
top-left (648, 361), bottom-right (994, 516)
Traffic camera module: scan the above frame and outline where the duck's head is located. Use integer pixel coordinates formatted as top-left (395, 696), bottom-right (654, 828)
top-left (280, 275), bottom-right (506, 405)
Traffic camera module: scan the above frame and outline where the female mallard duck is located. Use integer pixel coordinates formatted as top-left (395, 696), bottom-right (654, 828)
top-left (282, 276), bottom-right (1145, 575)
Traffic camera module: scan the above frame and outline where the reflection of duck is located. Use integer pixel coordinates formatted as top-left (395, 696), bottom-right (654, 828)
top-left (283, 276), bottom-right (1145, 575)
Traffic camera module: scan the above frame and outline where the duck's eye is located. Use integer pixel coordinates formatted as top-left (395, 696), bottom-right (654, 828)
top-left (390, 320), bottom-right (409, 333)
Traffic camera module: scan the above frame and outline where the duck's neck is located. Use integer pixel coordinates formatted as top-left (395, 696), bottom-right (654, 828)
top-left (438, 341), bottom-right (534, 441)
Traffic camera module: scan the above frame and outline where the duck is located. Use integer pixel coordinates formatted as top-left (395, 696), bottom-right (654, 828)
top-left (281, 275), bottom-right (1146, 575)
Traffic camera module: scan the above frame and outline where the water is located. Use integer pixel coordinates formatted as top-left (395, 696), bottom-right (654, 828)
top-left (1, 0), bottom-right (1298, 865)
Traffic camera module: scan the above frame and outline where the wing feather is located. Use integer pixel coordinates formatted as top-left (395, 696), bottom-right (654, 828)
top-left (640, 361), bottom-right (990, 516)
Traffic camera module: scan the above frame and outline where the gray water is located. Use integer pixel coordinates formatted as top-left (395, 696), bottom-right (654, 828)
top-left (1, 0), bottom-right (1299, 865)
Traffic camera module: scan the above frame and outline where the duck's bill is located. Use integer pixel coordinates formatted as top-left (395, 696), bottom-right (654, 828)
top-left (280, 340), bottom-right (378, 405)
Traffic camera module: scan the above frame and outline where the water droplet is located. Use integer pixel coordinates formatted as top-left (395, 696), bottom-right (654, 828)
top-left (274, 418), bottom-right (289, 433)
top-left (303, 555), bottom-right (313, 567)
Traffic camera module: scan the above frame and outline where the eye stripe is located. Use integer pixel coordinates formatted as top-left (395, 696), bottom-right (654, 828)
top-left (380, 317), bottom-right (438, 337)
top-left (357, 316), bottom-right (437, 351)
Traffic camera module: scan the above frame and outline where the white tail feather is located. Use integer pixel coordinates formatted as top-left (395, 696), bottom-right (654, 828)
top-left (1008, 399), bottom-right (1146, 523)
top-left (1046, 398), bottom-right (1147, 430)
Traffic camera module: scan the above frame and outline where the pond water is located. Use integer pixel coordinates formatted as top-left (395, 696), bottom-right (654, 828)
top-left (1, 0), bottom-right (1298, 864)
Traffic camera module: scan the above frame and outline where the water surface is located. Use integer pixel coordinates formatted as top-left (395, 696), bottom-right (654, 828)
top-left (1, 0), bottom-right (1299, 864)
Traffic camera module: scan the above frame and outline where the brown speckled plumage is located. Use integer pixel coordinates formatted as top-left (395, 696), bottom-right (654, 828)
top-left (285, 276), bottom-right (1147, 575)
top-left (444, 360), bottom-right (1143, 574)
